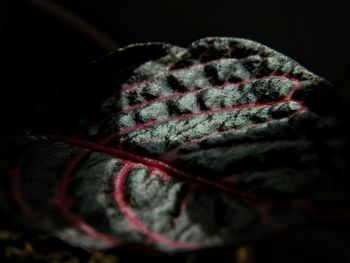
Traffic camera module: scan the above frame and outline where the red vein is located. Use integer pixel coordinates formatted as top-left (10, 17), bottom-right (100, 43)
top-left (77, 56), bottom-right (264, 138)
top-left (51, 150), bottom-right (120, 247)
top-left (113, 162), bottom-right (202, 250)
top-left (76, 74), bottom-right (295, 139)
top-left (120, 75), bottom-right (295, 114)
top-left (286, 82), bottom-right (302, 99)
top-left (102, 77), bottom-right (304, 143)
top-left (11, 161), bottom-right (37, 219)
top-left (51, 136), bottom-right (268, 203)
top-left (102, 100), bottom-right (287, 144)
top-left (120, 81), bottom-right (305, 160)
top-left (161, 109), bottom-right (305, 161)
top-left (119, 57), bottom-right (245, 94)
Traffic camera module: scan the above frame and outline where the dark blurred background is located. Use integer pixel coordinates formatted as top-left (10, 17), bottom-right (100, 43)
top-left (0, 0), bottom-right (349, 134)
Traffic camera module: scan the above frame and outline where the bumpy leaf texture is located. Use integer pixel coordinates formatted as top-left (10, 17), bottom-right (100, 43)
top-left (1, 37), bottom-right (350, 253)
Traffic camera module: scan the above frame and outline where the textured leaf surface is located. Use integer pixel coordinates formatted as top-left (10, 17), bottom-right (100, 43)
top-left (1, 37), bottom-right (349, 253)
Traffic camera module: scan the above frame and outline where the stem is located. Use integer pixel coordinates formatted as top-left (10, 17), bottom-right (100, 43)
top-left (22, 0), bottom-right (118, 52)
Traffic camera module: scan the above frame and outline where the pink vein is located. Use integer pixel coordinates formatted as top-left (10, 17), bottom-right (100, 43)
top-left (76, 75), bottom-right (293, 139)
top-left (120, 75), bottom-right (295, 114)
top-left (113, 162), bottom-right (201, 250)
top-left (51, 150), bottom-right (120, 247)
top-left (161, 109), bottom-right (305, 161)
top-left (102, 100), bottom-right (287, 144)
top-left (52, 136), bottom-right (268, 203)
top-left (122, 81), bottom-right (305, 160)
top-left (119, 57), bottom-right (243, 94)
top-left (102, 78), bottom-right (303, 143)
top-left (11, 161), bottom-right (37, 219)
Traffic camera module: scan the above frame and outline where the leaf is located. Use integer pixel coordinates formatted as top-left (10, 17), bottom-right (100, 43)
top-left (1, 37), bottom-right (349, 253)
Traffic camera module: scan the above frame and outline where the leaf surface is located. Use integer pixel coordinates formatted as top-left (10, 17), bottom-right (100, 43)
top-left (1, 37), bottom-right (349, 252)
